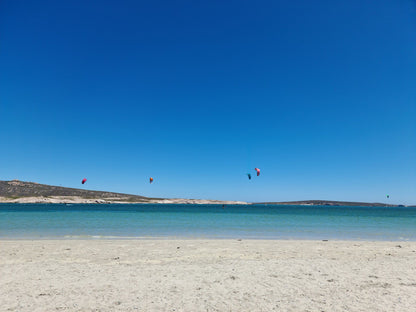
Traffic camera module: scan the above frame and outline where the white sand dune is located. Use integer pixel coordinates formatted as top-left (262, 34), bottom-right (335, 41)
top-left (0, 196), bottom-right (247, 204)
top-left (1, 240), bottom-right (416, 311)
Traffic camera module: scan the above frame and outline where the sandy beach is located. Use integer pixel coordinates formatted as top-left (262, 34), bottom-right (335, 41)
top-left (1, 240), bottom-right (416, 311)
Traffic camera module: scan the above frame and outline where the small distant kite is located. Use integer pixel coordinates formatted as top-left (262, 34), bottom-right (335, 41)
top-left (255, 168), bottom-right (260, 176)
top-left (81, 178), bottom-right (87, 184)
top-left (149, 177), bottom-right (154, 184)
top-left (386, 194), bottom-right (390, 199)
top-left (247, 173), bottom-right (252, 180)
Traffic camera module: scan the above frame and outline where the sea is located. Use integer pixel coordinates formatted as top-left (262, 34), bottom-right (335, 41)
top-left (1, 203), bottom-right (415, 241)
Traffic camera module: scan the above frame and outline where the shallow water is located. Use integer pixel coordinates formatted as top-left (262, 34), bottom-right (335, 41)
top-left (1, 203), bottom-right (415, 240)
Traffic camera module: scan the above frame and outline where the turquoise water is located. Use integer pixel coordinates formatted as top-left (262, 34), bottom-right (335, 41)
top-left (1, 204), bottom-right (416, 240)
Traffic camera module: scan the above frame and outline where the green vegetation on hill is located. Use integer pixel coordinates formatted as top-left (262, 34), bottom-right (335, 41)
top-left (0, 180), bottom-right (154, 202)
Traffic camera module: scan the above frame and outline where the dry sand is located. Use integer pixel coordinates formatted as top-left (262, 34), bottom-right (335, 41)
top-left (1, 240), bottom-right (416, 311)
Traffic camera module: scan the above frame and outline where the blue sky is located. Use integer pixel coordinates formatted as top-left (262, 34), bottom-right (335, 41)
top-left (1, 0), bottom-right (415, 204)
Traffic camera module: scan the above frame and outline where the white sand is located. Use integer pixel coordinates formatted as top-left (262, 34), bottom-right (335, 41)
top-left (1, 240), bottom-right (416, 311)
top-left (0, 196), bottom-right (247, 204)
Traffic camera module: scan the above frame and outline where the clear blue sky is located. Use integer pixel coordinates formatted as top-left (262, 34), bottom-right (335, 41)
top-left (1, 0), bottom-right (415, 204)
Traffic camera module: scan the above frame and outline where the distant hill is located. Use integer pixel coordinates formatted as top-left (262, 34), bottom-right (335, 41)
top-left (255, 200), bottom-right (401, 207)
top-left (0, 180), bottom-right (247, 204)
top-left (0, 180), bottom-right (153, 203)
top-left (1, 180), bottom-right (407, 206)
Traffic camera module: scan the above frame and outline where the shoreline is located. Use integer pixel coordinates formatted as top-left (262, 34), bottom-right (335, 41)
top-left (1, 238), bottom-right (413, 243)
top-left (1, 200), bottom-right (412, 207)
top-left (0, 235), bottom-right (416, 243)
top-left (2, 239), bottom-right (416, 311)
